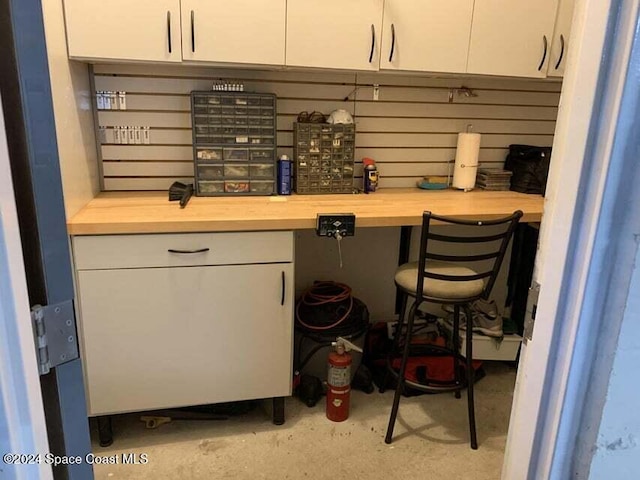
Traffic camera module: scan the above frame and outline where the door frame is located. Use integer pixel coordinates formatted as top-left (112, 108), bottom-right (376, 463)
top-left (503, 0), bottom-right (639, 477)
top-left (0, 93), bottom-right (52, 479)
top-left (0, 0), bottom-right (94, 478)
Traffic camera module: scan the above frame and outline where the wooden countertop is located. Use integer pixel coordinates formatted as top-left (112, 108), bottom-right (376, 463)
top-left (67, 188), bottom-right (544, 235)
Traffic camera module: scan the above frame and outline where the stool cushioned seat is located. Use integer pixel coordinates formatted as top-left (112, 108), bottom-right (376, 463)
top-left (395, 261), bottom-right (485, 300)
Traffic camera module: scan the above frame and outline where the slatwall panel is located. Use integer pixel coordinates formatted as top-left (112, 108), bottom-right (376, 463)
top-left (93, 64), bottom-right (561, 191)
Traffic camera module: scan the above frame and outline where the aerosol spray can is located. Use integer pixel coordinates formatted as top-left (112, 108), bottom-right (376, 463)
top-left (277, 155), bottom-right (292, 195)
top-left (363, 158), bottom-right (378, 193)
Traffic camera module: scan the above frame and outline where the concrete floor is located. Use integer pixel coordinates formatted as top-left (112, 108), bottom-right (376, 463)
top-left (90, 362), bottom-right (516, 480)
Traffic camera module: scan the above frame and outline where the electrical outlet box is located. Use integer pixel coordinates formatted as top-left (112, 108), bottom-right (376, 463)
top-left (316, 214), bottom-right (356, 237)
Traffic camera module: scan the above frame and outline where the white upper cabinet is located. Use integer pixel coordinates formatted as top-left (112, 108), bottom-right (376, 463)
top-left (547, 0), bottom-right (575, 77)
top-left (467, 0), bottom-right (560, 78)
top-left (380, 0), bottom-right (474, 74)
top-left (180, 0), bottom-right (286, 66)
top-left (286, 0), bottom-right (384, 71)
top-left (63, 0), bottom-right (181, 63)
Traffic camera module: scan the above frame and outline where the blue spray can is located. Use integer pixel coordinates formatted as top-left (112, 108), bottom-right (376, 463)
top-left (277, 155), bottom-right (292, 195)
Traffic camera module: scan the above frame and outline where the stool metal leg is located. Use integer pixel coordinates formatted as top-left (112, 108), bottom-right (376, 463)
top-left (380, 292), bottom-right (408, 393)
top-left (385, 301), bottom-right (418, 444)
top-left (464, 304), bottom-right (478, 449)
top-left (453, 304), bottom-right (462, 399)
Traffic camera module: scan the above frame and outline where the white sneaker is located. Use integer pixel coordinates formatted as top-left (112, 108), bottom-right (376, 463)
top-left (471, 313), bottom-right (503, 338)
top-left (442, 303), bottom-right (503, 338)
top-left (472, 300), bottom-right (503, 337)
top-left (472, 299), bottom-right (499, 320)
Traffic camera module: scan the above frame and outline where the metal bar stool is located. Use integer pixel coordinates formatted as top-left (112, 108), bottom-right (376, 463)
top-left (383, 210), bottom-right (523, 449)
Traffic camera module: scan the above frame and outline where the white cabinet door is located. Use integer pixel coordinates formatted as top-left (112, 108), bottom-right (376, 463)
top-left (380, 0), bottom-right (474, 74)
top-left (77, 263), bottom-right (294, 415)
top-left (181, 0), bottom-right (286, 66)
top-left (547, 0), bottom-right (575, 77)
top-left (467, 0), bottom-right (560, 78)
top-left (63, 0), bottom-right (181, 63)
top-left (286, 0), bottom-right (384, 71)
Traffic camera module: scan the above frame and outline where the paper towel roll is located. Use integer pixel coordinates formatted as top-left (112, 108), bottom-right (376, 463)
top-left (452, 132), bottom-right (481, 191)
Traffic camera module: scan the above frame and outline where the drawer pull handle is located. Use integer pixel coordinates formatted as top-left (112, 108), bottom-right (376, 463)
top-left (168, 248), bottom-right (210, 254)
top-left (281, 271), bottom-right (285, 306)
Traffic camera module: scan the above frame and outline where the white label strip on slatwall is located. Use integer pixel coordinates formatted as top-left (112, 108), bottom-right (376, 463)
top-left (93, 64), bottom-right (560, 191)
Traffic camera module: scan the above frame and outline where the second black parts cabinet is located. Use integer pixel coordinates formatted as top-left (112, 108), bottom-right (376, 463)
top-left (293, 122), bottom-right (355, 194)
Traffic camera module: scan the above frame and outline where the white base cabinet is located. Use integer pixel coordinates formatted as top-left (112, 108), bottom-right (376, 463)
top-left (73, 231), bottom-right (294, 417)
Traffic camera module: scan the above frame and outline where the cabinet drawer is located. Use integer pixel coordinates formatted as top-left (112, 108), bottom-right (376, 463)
top-left (73, 231), bottom-right (293, 270)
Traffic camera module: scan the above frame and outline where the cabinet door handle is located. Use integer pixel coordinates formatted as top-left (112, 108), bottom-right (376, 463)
top-left (555, 34), bottom-right (565, 70)
top-left (190, 10), bottom-right (195, 53)
top-left (369, 24), bottom-right (376, 63)
top-left (167, 248), bottom-right (209, 254)
top-left (388, 23), bottom-right (396, 62)
top-left (166, 11), bottom-right (172, 53)
top-left (281, 271), bottom-right (285, 306)
top-left (538, 35), bottom-right (548, 71)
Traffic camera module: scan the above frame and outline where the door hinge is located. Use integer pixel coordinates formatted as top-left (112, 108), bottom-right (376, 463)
top-left (31, 300), bottom-right (79, 375)
top-left (523, 281), bottom-right (541, 344)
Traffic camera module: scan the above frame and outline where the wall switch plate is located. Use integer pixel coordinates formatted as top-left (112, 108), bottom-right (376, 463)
top-left (316, 214), bottom-right (356, 237)
top-left (373, 84), bottom-right (380, 101)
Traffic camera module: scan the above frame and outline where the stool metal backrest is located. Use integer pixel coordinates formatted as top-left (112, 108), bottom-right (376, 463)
top-left (416, 210), bottom-right (524, 304)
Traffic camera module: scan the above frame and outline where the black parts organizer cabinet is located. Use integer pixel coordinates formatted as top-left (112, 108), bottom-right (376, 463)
top-left (191, 91), bottom-right (277, 196)
top-left (293, 123), bottom-right (355, 194)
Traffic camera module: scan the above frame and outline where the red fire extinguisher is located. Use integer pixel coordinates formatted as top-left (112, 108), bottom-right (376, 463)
top-left (326, 337), bottom-right (363, 422)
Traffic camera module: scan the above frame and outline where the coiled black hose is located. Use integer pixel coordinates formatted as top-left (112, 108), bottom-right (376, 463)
top-left (294, 281), bottom-right (369, 371)
top-left (295, 281), bottom-right (354, 332)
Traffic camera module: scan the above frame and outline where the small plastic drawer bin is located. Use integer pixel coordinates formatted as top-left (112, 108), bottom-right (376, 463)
top-left (223, 148), bottom-right (249, 162)
top-left (196, 148), bottom-right (222, 162)
top-left (198, 181), bottom-right (224, 194)
top-left (224, 164), bottom-right (249, 178)
top-left (191, 91), bottom-right (277, 196)
top-left (224, 181), bottom-right (250, 193)
top-left (293, 122), bottom-right (355, 194)
top-left (250, 163), bottom-right (274, 178)
top-left (250, 149), bottom-right (274, 162)
top-left (250, 180), bottom-right (275, 194)
top-left (198, 164), bottom-right (224, 180)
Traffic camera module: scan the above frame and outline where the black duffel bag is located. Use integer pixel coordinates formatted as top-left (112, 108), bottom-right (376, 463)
top-left (504, 144), bottom-right (552, 195)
